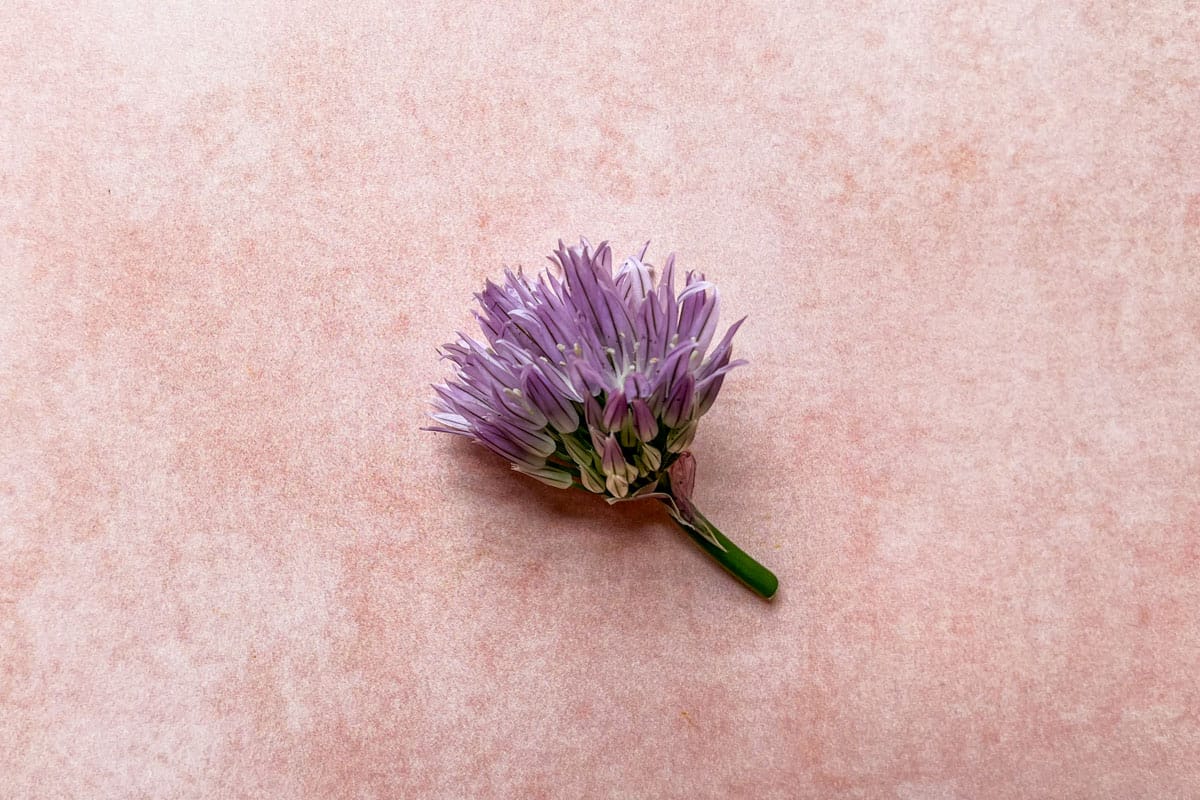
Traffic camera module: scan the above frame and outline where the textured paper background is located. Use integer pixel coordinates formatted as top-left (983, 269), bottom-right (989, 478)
top-left (3, 2), bottom-right (1199, 798)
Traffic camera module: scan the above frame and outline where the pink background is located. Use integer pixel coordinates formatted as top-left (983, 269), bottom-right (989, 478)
top-left (3, 2), bottom-right (1199, 798)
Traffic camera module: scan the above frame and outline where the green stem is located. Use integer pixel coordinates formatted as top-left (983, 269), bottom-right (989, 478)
top-left (666, 503), bottom-right (779, 600)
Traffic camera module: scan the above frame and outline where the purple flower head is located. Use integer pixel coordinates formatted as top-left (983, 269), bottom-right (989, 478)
top-left (426, 238), bottom-right (747, 500)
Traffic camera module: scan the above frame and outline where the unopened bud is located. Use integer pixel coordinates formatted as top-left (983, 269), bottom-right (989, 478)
top-left (666, 420), bottom-right (698, 453)
top-left (579, 469), bottom-right (605, 494)
top-left (639, 443), bottom-right (662, 473)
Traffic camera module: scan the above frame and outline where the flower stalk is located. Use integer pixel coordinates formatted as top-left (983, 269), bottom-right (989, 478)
top-left (659, 453), bottom-right (778, 600)
top-left (663, 502), bottom-right (778, 600)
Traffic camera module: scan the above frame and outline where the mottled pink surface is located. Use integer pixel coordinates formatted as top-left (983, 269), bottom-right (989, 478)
top-left (3, 2), bottom-right (1199, 798)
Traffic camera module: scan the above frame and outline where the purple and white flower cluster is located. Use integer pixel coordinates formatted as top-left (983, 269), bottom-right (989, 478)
top-left (427, 238), bottom-right (745, 501)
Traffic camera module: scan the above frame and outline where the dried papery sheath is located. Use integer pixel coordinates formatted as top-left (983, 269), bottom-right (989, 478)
top-left (425, 238), bottom-right (777, 599)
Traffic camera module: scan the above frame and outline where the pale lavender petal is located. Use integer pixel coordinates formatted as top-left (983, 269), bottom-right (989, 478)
top-left (588, 424), bottom-right (606, 453)
top-left (566, 354), bottom-right (606, 397)
top-left (677, 280), bottom-right (720, 356)
top-left (584, 394), bottom-right (604, 430)
top-left (697, 358), bottom-right (748, 387)
top-left (420, 424), bottom-right (474, 437)
top-left (661, 372), bottom-right (695, 428)
top-left (559, 242), bottom-right (616, 346)
top-left (653, 339), bottom-right (698, 398)
top-left (601, 434), bottom-right (625, 477)
top-left (475, 423), bottom-right (545, 469)
top-left (615, 254), bottom-right (654, 306)
top-left (602, 390), bottom-right (628, 430)
top-left (676, 276), bottom-right (713, 337)
top-left (531, 357), bottom-right (584, 403)
top-left (429, 411), bottom-right (470, 429)
top-left (637, 291), bottom-right (667, 362)
top-left (487, 414), bottom-right (558, 459)
top-left (695, 372), bottom-right (726, 417)
top-left (658, 253), bottom-right (678, 348)
top-left (461, 337), bottom-right (519, 387)
top-left (506, 308), bottom-right (561, 362)
top-left (631, 398), bottom-right (658, 440)
top-left (522, 366), bottom-right (579, 434)
top-left (697, 317), bottom-right (746, 381)
top-left (645, 378), bottom-right (668, 417)
top-left (513, 463), bottom-right (575, 489)
top-left (489, 383), bottom-right (547, 429)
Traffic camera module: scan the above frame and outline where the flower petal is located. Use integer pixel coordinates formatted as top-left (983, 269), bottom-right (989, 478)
top-left (513, 463), bottom-right (575, 489)
top-left (661, 372), bottom-right (695, 429)
top-left (601, 390), bottom-right (629, 431)
top-left (630, 397), bottom-right (658, 440)
top-left (521, 366), bottom-right (579, 434)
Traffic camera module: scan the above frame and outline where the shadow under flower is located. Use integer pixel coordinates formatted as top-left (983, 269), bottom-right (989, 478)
top-left (440, 436), bottom-right (667, 551)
